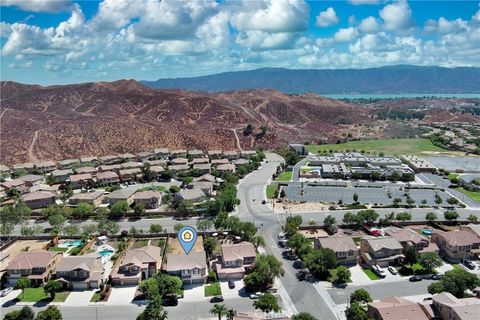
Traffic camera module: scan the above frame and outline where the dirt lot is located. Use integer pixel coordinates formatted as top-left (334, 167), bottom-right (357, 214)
top-left (2, 240), bottom-right (50, 263)
top-left (168, 236), bottom-right (204, 254)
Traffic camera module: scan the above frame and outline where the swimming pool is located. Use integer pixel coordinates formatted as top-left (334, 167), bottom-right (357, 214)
top-left (98, 250), bottom-right (114, 256)
top-left (63, 240), bottom-right (84, 247)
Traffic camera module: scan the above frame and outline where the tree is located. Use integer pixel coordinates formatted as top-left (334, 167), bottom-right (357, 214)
top-left (139, 277), bottom-right (159, 300)
top-left (284, 150), bottom-right (300, 166)
top-left (292, 313), bottom-right (317, 320)
top-left (428, 268), bottom-right (480, 298)
top-left (173, 223), bottom-right (184, 233)
top-left (44, 280), bottom-right (62, 300)
top-left (48, 213), bottom-right (66, 230)
top-left (64, 225), bottom-right (80, 237)
top-left (244, 254), bottom-right (284, 291)
top-left (447, 197), bottom-right (459, 205)
top-left (426, 212), bottom-right (437, 222)
top-left (404, 246), bottom-right (419, 265)
top-left (19, 306), bottom-right (35, 320)
top-left (357, 209), bottom-right (379, 226)
top-left (177, 200), bottom-right (194, 217)
top-left (35, 306), bottom-right (62, 320)
top-left (393, 198), bottom-right (402, 206)
top-left (467, 214), bottom-right (478, 222)
top-left (287, 233), bottom-right (310, 255)
top-left (72, 203), bottom-right (93, 220)
top-left (303, 248), bottom-right (336, 279)
top-left (203, 237), bottom-right (217, 258)
top-left (149, 224), bottom-right (164, 234)
top-left (197, 219), bottom-right (213, 235)
top-left (3, 310), bottom-right (21, 320)
top-left (169, 185), bottom-right (180, 193)
top-left (210, 304), bottom-right (228, 320)
top-left (353, 193), bottom-right (359, 203)
top-left (134, 203), bottom-right (146, 217)
top-left (157, 273), bottom-right (183, 297)
top-left (253, 293), bottom-right (281, 312)
top-left (244, 123), bottom-right (253, 136)
top-left (110, 200), bottom-right (129, 219)
top-left (350, 288), bottom-right (372, 305)
top-left (395, 211), bottom-right (412, 221)
top-left (226, 308), bottom-right (236, 320)
top-left (418, 252), bottom-right (442, 272)
top-left (99, 220), bottom-right (119, 235)
top-left (346, 302), bottom-right (367, 320)
top-left (323, 215), bottom-right (337, 235)
top-left (14, 277), bottom-right (31, 300)
top-left (335, 266), bottom-right (351, 284)
top-left (421, 199), bottom-right (428, 206)
top-left (284, 215), bottom-right (302, 236)
top-left (136, 294), bottom-right (167, 320)
top-left (444, 210), bottom-right (459, 223)
top-left (434, 193), bottom-right (443, 206)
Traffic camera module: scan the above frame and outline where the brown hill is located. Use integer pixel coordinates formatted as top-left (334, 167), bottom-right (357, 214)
top-left (0, 80), bottom-right (369, 164)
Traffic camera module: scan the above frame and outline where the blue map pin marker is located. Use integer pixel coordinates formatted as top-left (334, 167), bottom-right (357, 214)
top-left (178, 226), bottom-right (197, 254)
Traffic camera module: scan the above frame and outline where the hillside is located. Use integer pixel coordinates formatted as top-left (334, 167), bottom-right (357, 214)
top-left (142, 65), bottom-right (480, 94)
top-left (0, 81), bottom-right (369, 164)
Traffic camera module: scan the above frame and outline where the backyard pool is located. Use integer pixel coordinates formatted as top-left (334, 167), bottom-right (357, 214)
top-left (61, 240), bottom-right (84, 247)
top-left (98, 249), bottom-right (114, 256)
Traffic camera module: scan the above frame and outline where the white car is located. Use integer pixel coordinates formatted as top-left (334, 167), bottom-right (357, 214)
top-left (0, 287), bottom-right (13, 297)
top-left (249, 292), bottom-right (263, 299)
top-left (387, 266), bottom-right (398, 275)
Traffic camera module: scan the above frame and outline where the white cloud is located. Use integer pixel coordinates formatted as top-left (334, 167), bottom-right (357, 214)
top-left (358, 16), bottom-right (381, 33)
top-left (236, 31), bottom-right (297, 50)
top-left (379, 0), bottom-right (414, 31)
top-left (348, 15), bottom-right (357, 26)
top-left (348, 0), bottom-right (380, 5)
top-left (424, 17), bottom-right (469, 34)
top-left (1, 0), bottom-right (72, 13)
top-left (334, 27), bottom-right (359, 42)
top-left (315, 7), bottom-right (339, 27)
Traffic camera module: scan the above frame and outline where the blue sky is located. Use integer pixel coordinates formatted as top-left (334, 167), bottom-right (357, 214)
top-left (1, 0), bottom-right (479, 85)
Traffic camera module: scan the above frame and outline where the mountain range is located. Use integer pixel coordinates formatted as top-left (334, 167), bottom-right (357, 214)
top-left (142, 65), bottom-right (480, 94)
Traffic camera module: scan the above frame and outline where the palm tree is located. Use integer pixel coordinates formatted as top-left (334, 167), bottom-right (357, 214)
top-left (210, 304), bottom-right (228, 320)
top-left (226, 308), bottom-right (236, 320)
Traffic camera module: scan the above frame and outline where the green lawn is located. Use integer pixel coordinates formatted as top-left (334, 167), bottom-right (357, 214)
top-left (275, 171), bottom-right (292, 182)
top-left (329, 268), bottom-right (352, 283)
top-left (362, 268), bottom-right (380, 280)
top-left (447, 173), bottom-right (459, 180)
top-left (17, 288), bottom-right (70, 302)
top-left (307, 138), bottom-right (451, 156)
top-left (49, 247), bottom-right (69, 252)
top-left (204, 282), bottom-right (222, 297)
top-left (132, 239), bottom-right (149, 248)
top-left (138, 185), bottom-right (166, 192)
top-left (456, 188), bottom-right (480, 202)
top-left (266, 184), bottom-right (277, 199)
top-left (90, 291), bottom-right (101, 302)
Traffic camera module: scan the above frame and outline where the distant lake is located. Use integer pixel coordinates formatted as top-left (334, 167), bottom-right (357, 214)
top-left (322, 93), bottom-right (480, 99)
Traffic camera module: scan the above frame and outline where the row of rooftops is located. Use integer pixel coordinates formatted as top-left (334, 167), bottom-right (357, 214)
top-left (0, 149), bottom-right (258, 171)
top-left (309, 152), bottom-right (403, 166)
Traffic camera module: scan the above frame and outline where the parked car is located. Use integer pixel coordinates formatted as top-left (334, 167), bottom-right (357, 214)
top-left (387, 266), bottom-right (398, 275)
top-left (261, 200), bottom-right (267, 204)
top-left (409, 275), bottom-right (423, 282)
top-left (463, 260), bottom-right (476, 270)
top-left (372, 265), bottom-right (386, 278)
top-left (293, 259), bottom-right (304, 269)
top-left (162, 294), bottom-right (178, 306)
top-left (249, 292), bottom-right (263, 299)
top-left (422, 274), bottom-right (434, 280)
top-left (278, 232), bottom-right (285, 239)
top-left (228, 280), bottom-right (235, 289)
top-left (210, 296), bottom-right (224, 303)
top-left (0, 287), bottom-right (12, 297)
top-left (432, 274), bottom-right (444, 280)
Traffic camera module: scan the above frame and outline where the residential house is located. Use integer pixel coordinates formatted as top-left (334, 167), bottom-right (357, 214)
top-left (385, 227), bottom-right (439, 254)
top-left (118, 168), bottom-right (142, 182)
top-left (13, 163), bottom-right (35, 174)
top-left (106, 188), bottom-right (136, 205)
top-left (192, 158), bottom-right (209, 165)
top-left (149, 166), bottom-right (165, 177)
top-left (193, 163), bottom-right (211, 175)
top-left (217, 163), bottom-right (235, 174)
top-left (69, 173), bottom-right (94, 189)
top-left (145, 159), bottom-right (167, 167)
top-left (134, 191), bottom-right (161, 209)
top-left (0, 164), bottom-right (10, 175)
top-left (95, 171), bottom-right (120, 186)
top-left (223, 150), bottom-right (239, 161)
top-left (58, 159), bottom-right (79, 169)
top-left (175, 188), bottom-right (207, 203)
top-left (314, 236), bottom-right (358, 265)
top-left (34, 161), bottom-right (56, 174)
top-left (1, 179), bottom-right (28, 194)
top-left (22, 191), bottom-right (57, 209)
top-left (240, 150), bottom-right (256, 159)
top-left (193, 174), bottom-right (216, 184)
top-left (99, 164), bottom-right (122, 173)
top-left (188, 149), bottom-right (204, 159)
top-left (166, 252), bottom-right (207, 284)
top-left (153, 148), bottom-right (169, 160)
top-left (30, 184), bottom-right (59, 193)
top-left (215, 242), bottom-right (256, 280)
top-left (367, 296), bottom-right (429, 320)
top-left (51, 169), bottom-right (73, 183)
top-left (118, 153), bottom-right (138, 162)
top-left (360, 237), bottom-right (404, 267)
top-left (6, 249), bottom-right (63, 285)
top-left (211, 158), bottom-right (229, 167)
top-left (431, 230), bottom-right (480, 261)
top-left (171, 157), bottom-right (188, 165)
top-left (75, 167), bottom-right (97, 175)
top-left (431, 292), bottom-right (480, 320)
top-left (69, 191), bottom-right (105, 207)
top-left (18, 174), bottom-right (44, 187)
top-left (136, 151), bottom-right (154, 162)
top-left (80, 156), bottom-right (99, 166)
top-left (233, 159), bottom-right (250, 167)
top-left (55, 254), bottom-right (103, 290)
top-left (459, 224), bottom-right (480, 240)
top-left (207, 150), bottom-right (223, 159)
top-left (99, 155), bottom-right (120, 165)
top-left (169, 164), bottom-right (189, 173)
top-left (120, 162), bottom-right (143, 170)
top-left (171, 149), bottom-right (187, 158)
top-left (187, 181), bottom-right (213, 196)
top-left (112, 245), bottom-right (162, 285)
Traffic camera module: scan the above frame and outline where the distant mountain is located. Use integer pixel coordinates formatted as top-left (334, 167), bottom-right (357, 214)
top-left (142, 65), bottom-right (480, 94)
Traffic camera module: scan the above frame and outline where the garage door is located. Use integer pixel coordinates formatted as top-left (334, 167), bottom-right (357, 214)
top-left (124, 278), bottom-right (139, 286)
top-left (72, 282), bottom-right (88, 290)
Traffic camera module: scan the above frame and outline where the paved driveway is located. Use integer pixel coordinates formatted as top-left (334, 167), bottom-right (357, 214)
top-left (107, 286), bottom-right (137, 305)
top-left (64, 290), bottom-right (95, 306)
top-left (219, 280), bottom-right (246, 299)
top-left (182, 284), bottom-right (205, 302)
top-left (0, 289), bottom-right (21, 306)
top-left (349, 265), bottom-right (374, 286)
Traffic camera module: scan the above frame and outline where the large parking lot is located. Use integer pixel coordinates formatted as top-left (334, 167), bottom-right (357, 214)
top-left (284, 184), bottom-right (455, 206)
top-left (421, 156), bottom-right (480, 172)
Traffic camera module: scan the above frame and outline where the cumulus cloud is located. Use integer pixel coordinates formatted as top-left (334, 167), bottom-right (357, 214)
top-left (358, 16), bottom-right (381, 33)
top-left (315, 7), bottom-right (339, 27)
top-left (1, 0), bottom-right (72, 13)
top-left (424, 17), bottom-right (469, 34)
top-left (334, 27), bottom-right (359, 42)
top-left (379, 0), bottom-right (414, 31)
